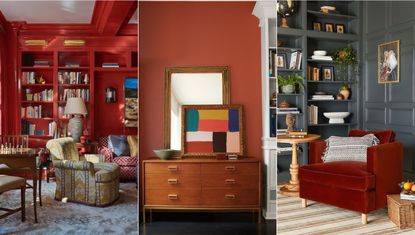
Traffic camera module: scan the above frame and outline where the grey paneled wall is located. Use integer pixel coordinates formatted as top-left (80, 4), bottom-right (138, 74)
top-left (363, 1), bottom-right (415, 179)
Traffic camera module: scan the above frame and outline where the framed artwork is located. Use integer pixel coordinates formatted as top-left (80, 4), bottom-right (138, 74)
top-left (322, 66), bottom-right (334, 81)
top-left (378, 40), bottom-right (400, 83)
top-left (181, 104), bottom-right (244, 157)
top-left (312, 22), bottom-right (321, 31)
top-left (124, 77), bottom-right (138, 127)
top-left (276, 54), bottom-right (286, 68)
top-left (336, 24), bottom-right (345, 34)
top-left (325, 23), bottom-right (334, 32)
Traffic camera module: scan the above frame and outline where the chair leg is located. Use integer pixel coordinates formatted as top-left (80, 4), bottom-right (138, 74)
top-left (361, 213), bottom-right (367, 224)
top-left (21, 186), bottom-right (25, 222)
top-left (301, 199), bottom-right (307, 208)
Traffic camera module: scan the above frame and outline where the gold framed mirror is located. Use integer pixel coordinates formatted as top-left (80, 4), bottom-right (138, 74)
top-left (163, 66), bottom-right (230, 152)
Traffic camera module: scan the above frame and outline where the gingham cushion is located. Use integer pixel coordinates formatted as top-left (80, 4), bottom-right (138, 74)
top-left (113, 156), bottom-right (137, 167)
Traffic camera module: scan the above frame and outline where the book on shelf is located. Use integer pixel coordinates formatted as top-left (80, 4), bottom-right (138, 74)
top-left (61, 89), bottom-right (90, 102)
top-left (307, 66), bottom-right (322, 81)
top-left (25, 89), bottom-right (53, 101)
top-left (308, 105), bottom-right (319, 125)
top-left (65, 62), bottom-right (81, 68)
top-left (277, 110), bottom-right (300, 114)
top-left (277, 146), bottom-right (293, 154)
top-left (48, 121), bottom-right (57, 137)
top-left (102, 63), bottom-right (120, 68)
top-left (310, 55), bottom-right (333, 61)
top-left (34, 130), bottom-right (45, 136)
top-left (270, 113), bottom-right (277, 137)
top-left (269, 49), bottom-right (276, 77)
top-left (277, 129), bottom-right (287, 136)
top-left (277, 107), bottom-right (298, 111)
top-left (58, 71), bottom-right (89, 85)
top-left (22, 105), bottom-right (43, 118)
top-left (21, 120), bottom-right (36, 135)
top-left (289, 51), bottom-right (302, 70)
top-left (21, 72), bottom-right (36, 85)
top-left (288, 131), bottom-right (308, 138)
top-left (33, 60), bottom-right (50, 67)
top-left (311, 95), bottom-right (335, 100)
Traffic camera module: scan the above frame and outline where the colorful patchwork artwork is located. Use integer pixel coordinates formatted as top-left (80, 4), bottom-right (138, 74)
top-left (183, 105), bottom-right (242, 155)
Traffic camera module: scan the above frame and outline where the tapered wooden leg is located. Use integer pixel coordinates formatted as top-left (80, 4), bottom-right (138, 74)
top-left (361, 213), bottom-right (367, 224)
top-left (301, 199), bottom-right (307, 208)
top-left (21, 186), bottom-right (25, 222)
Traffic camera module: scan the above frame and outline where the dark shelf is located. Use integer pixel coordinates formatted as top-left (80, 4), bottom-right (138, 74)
top-left (307, 30), bottom-right (358, 41)
top-left (278, 27), bottom-right (305, 36)
top-left (58, 66), bottom-right (90, 70)
top-left (277, 93), bottom-right (303, 96)
top-left (21, 66), bottom-right (53, 70)
top-left (277, 47), bottom-right (302, 51)
top-left (308, 123), bottom-right (357, 127)
top-left (307, 59), bottom-right (334, 63)
top-left (307, 10), bottom-right (357, 20)
top-left (307, 80), bottom-right (357, 84)
top-left (22, 84), bottom-right (53, 87)
top-left (278, 69), bottom-right (303, 72)
top-left (308, 99), bottom-right (355, 102)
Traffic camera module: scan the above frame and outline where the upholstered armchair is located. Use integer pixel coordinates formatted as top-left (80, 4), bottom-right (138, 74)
top-left (46, 137), bottom-right (120, 206)
top-left (299, 130), bottom-right (403, 224)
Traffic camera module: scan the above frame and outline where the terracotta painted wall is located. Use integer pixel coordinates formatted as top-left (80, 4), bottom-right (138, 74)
top-left (139, 2), bottom-right (262, 160)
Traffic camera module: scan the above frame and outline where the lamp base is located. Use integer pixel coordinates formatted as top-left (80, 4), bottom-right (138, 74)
top-left (68, 116), bottom-right (83, 142)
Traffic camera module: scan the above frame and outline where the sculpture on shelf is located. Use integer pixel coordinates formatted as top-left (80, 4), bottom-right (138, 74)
top-left (286, 113), bottom-right (296, 132)
top-left (277, 0), bottom-right (296, 28)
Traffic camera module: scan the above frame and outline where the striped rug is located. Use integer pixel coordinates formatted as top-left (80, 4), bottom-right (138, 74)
top-left (277, 194), bottom-right (415, 234)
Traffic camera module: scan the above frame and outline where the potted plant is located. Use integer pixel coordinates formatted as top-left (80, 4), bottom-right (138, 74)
top-left (278, 73), bottom-right (304, 94)
top-left (332, 47), bottom-right (359, 81)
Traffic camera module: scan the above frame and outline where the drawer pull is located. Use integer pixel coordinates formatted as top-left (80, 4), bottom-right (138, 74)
top-left (225, 166), bottom-right (236, 171)
top-left (168, 179), bottom-right (178, 184)
top-left (225, 194), bottom-right (236, 200)
top-left (168, 194), bottom-right (178, 200)
top-left (167, 165), bottom-right (178, 171)
top-left (225, 179), bottom-right (236, 184)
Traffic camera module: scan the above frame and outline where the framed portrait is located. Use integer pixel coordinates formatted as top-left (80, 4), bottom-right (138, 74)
top-left (124, 77), bottom-right (138, 127)
top-left (322, 66), bottom-right (334, 81)
top-left (313, 22), bottom-right (321, 31)
top-left (325, 23), bottom-right (334, 32)
top-left (378, 40), bottom-right (400, 83)
top-left (276, 54), bottom-right (286, 68)
top-left (336, 24), bottom-right (345, 34)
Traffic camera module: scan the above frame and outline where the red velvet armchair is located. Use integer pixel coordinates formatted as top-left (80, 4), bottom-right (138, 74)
top-left (299, 130), bottom-right (403, 224)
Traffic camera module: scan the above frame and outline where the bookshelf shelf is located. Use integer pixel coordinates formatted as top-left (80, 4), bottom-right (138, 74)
top-left (59, 84), bottom-right (90, 88)
top-left (58, 66), bottom-right (90, 70)
top-left (94, 67), bottom-right (137, 72)
top-left (307, 80), bottom-right (357, 84)
top-left (21, 101), bottom-right (53, 104)
top-left (308, 123), bottom-right (357, 127)
top-left (307, 10), bottom-right (357, 20)
top-left (21, 66), bottom-right (53, 70)
top-left (22, 84), bottom-right (53, 87)
top-left (308, 99), bottom-right (355, 102)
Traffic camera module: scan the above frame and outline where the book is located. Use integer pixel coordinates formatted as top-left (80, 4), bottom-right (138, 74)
top-left (102, 63), bottom-right (120, 68)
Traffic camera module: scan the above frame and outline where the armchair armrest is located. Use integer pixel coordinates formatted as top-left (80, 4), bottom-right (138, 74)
top-left (99, 147), bottom-right (114, 162)
top-left (53, 160), bottom-right (94, 171)
top-left (309, 140), bottom-right (326, 164)
top-left (367, 141), bottom-right (403, 207)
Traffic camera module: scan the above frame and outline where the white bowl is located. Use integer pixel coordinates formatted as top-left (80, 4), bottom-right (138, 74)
top-left (323, 112), bottom-right (350, 124)
top-left (313, 50), bottom-right (327, 56)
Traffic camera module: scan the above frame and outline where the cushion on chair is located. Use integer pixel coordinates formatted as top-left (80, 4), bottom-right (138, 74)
top-left (349, 129), bottom-right (395, 144)
top-left (323, 134), bottom-right (379, 162)
top-left (0, 175), bottom-right (26, 193)
top-left (108, 135), bottom-right (130, 156)
top-left (299, 161), bottom-right (375, 191)
top-left (112, 156), bottom-right (137, 167)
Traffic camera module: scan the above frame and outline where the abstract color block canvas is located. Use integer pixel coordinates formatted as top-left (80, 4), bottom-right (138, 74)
top-left (182, 105), bottom-right (243, 156)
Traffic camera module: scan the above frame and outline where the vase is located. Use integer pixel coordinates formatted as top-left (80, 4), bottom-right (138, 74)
top-left (281, 85), bottom-right (294, 94)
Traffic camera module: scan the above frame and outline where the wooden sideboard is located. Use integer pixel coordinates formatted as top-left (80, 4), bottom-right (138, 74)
top-left (142, 157), bottom-right (261, 222)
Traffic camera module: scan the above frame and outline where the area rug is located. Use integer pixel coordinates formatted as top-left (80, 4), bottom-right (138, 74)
top-left (0, 181), bottom-right (138, 235)
top-left (277, 193), bottom-right (415, 234)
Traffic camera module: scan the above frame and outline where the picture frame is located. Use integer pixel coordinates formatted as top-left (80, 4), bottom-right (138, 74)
top-left (336, 24), bottom-right (345, 34)
top-left (276, 54), bottom-right (286, 68)
top-left (378, 40), bottom-right (400, 83)
top-left (312, 21), bottom-right (322, 31)
top-left (325, 23), bottom-right (334, 32)
top-left (321, 66), bottom-right (334, 81)
top-left (124, 77), bottom-right (138, 127)
top-left (181, 104), bottom-right (244, 157)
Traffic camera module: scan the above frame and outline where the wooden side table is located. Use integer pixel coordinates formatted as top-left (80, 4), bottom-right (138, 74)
top-left (277, 134), bottom-right (320, 197)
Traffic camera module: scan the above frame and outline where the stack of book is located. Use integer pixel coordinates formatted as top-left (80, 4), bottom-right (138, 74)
top-left (65, 62), bottom-right (81, 68)
top-left (102, 63), bottom-right (119, 68)
top-left (311, 94), bottom-right (334, 100)
top-left (276, 107), bottom-right (300, 115)
top-left (26, 89), bottom-right (53, 101)
top-left (48, 121), bottom-right (57, 137)
top-left (310, 55), bottom-right (332, 61)
top-left (58, 72), bottom-right (88, 84)
top-left (277, 129), bottom-right (287, 136)
top-left (21, 120), bottom-right (36, 135)
top-left (307, 66), bottom-right (322, 81)
top-left (308, 105), bottom-right (319, 124)
top-left (61, 89), bottom-right (90, 102)
top-left (289, 51), bottom-right (302, 70)
top-left (33, 60), bottom-right (50, 67)
top-left (21, 72), bottom-right (36, 85)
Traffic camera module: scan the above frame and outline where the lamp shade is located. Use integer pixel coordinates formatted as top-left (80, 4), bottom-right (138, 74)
top-left (64, 97), bottom-right (88, 115)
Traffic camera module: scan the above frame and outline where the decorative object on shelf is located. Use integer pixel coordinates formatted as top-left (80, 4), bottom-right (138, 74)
top-left (277, 0), bottom-right (296, 28)
top-left (333, 47), bottom-right (359, 81)
top-left (313, 50), bottom-right (327, 56)
top-left (320, 5), bottom-right (336, 14)
top-left (124, 78), bottom-right (138, 127)
top-left (322, 66), bottom-right (334, 81)
top-left (278, 74), bottom-right (304, 94)
top-left (278, 101), bottom-right (290, 108)
top-left (286, 113), bottom-right (296, 132)
top-left (289, 50), bottom-right (302, 70)
top-left (276, 54), bottom-right (286, 68)
top-left (336, 94), bottom-right (344, 100)
top-left (325, 23), bottom-right (334, 32)
top-left (64, 97), bottom-right (88, 142)
top-left (336, 24), bottom-right (345, 34)
top-left (278, 40), bottom-right (284, 47)
top-left (338, 84), bottom-right (350, 100)
top-left (105, 87), bottom-right (117, 103)
top-left (323, 112), bottom-right (350, 124)
top-left (312, 21), bottom-right (322, 31)
top-left (153, 149), bottom-right (175, 160)
top-left (35, 75), bottom-right (46, 84)
top-left (378, 40), bottom-right (400, 84)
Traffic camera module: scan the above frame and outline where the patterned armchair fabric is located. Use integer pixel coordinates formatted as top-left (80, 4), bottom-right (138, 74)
top-left (98, 136), bottom-right (137, 181)
top-left (46, 138), bottom-right (120, 206)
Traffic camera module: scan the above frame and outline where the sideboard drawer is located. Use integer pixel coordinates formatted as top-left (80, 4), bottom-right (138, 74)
top-left (145, 174), bottom-right (201, 189)
top-left (201, 174), bottom-right (258, 188)
top-left (145, 163), bottom-right (200, 174)
top-left (201, 162), bottom-right (258, 175)
top-left (201, 189), bottom-right (259, 206)
top-left (145, 189), bottom-right (201, 205)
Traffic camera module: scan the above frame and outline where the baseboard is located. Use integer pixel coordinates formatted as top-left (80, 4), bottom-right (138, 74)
top-left (262, 208), bottom-right (276, 220)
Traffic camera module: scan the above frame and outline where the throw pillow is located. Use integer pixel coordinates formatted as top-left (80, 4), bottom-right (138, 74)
top-left (322, 134), bottom-right (379, 163)
top-left (108, 135), bottom-right (130, 157)
top-left (127, 135), bottom-right (138, 158)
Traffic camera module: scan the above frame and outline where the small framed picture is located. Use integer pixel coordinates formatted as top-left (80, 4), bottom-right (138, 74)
top-left (276, 54), bottom-right (286, 69)
top-left (325, 23), bottom-right (334, 33)
top-left (336, 24), bottom-right (345, 34)
top-left (313, 22), bottom-right (322, 31)
top-left (322, 66), bottom-right (334, 81)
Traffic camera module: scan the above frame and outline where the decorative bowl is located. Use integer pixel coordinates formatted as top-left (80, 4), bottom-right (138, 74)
top-left (313, 50), bottom-right (327, 56)
top-left (153, 149), bottom-right (175, 160)
top-left (323, 112), bottom-right (350, 124)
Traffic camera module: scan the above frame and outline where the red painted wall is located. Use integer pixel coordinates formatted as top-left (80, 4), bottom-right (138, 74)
top-left (139, 2), bottom-right (262, 160)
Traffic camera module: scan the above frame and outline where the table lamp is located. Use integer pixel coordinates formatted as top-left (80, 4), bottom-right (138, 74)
top-left (65, 97), bottom-right (87, 142)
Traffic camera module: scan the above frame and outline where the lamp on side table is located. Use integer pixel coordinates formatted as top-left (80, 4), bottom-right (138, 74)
top-left (64, 97), bottom-right (88, 142)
